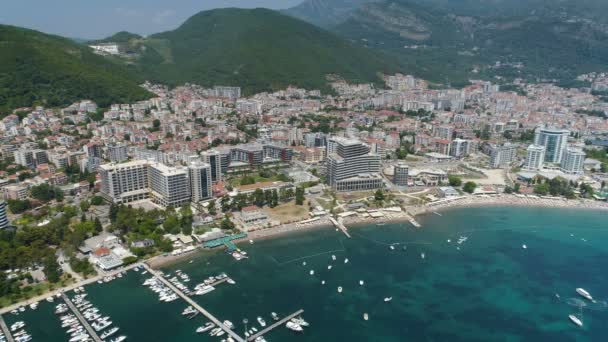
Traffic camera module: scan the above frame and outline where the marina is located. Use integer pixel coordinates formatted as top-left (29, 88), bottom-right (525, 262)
top-left (248, 309), bottom-right (304, 341)
top-left (60, 293), bottom-right (102, 342)
top-left (0, 315), bottom-right (13, 342)
top-left (140, 264), bottom-right (246, 342)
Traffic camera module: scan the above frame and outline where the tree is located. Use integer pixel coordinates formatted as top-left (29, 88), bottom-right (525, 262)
top-left (94, 217), bottom-right (103, 233)
top-left (253, 188), bottom-right (265, 207)
top-left (514, 183), bottom-right (521, 193)
top-left (30, 184), bottom-right (63, 202)
top-left (295, 187), bottom-right (305, 205)
top-left (109, 204), bottom-right (119, 223)
top-left (180, 205), bottom-right (193, 235)
top-left (374, 189), bottom-right (385, 202)
top-left (504, 186), bottom-right (514, 194)
top-left (80, 200), bottom-right (90, 213)
top-left (153, 119), bottom-right (161, 128)
top-left (220, 216), bottom-right (235, 230)
top-left (448, 175), bottom-right (462, 187)
top-left (163, 215), bottom-right (180, 234)
top-left (220, 195), bottom-right (231, 212)
top-left (208, 200), bottom-right (217, 215)
top-left (463, 181), bottom-right (477, 194)
top-left (534, 183), bottom-right (550, 196)
top-left (271, 189), bottom-right (279, 208)
top-left (90, 196), bottom-right (104, 206)
top-left (42, 256), bottom-right (62, 283)
top-left (7, 199), bottom-right (31, 214)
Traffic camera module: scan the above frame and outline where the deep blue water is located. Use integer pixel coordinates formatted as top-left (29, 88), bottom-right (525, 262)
top-left (3, 207), bottom-right (608, 341)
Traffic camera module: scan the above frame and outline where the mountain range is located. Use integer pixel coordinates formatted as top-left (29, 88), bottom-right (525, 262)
top-left (3, 2), bottom-right (608, 114)
top-left (286, 0), bottom-right (608, 85)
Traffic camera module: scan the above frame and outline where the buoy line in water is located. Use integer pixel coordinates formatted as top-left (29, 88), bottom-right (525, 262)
top-left (270, 239), bottom-right (347, 266)
top-left (350, 232), bottom-right (432, 247)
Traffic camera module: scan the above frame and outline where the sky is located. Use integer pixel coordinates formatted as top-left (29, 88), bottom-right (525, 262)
top-left (1, 0), bottom-right (304, 39)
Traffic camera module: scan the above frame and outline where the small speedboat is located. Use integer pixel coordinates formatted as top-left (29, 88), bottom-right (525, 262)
top-left (576, 288), bottom-right (594, 302)
top-left (569, 314), bottom-right (583, 327)
top-left (338, 286), bottom-right (343, 293)
top-left (359, 280), bottom-right (364, 286)
top-left (384, 297), bottom-right (392, 302)
top-left (363, 313), bottom-right (369, 321)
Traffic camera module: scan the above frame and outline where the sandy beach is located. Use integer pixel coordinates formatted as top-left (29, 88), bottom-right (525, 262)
top-left (147, 194), bottom-right (608, 268)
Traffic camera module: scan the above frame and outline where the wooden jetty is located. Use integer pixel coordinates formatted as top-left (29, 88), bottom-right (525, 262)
top-left (61, 293), bottom-right (102, 342)
top-left (0, 314), bottom-right (14, 342)
top-left (248, 309), bottom-right (305, 341)
top-left (141, 264), bottom-right (245, 342)
top-left (329, 217), bottom-right (351, 238)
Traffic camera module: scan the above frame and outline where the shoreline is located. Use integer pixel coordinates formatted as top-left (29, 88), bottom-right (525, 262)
top-left (148, 194), bottom-right (608, 269)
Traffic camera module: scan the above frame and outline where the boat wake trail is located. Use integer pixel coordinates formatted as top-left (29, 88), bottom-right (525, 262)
top-left (564, 297), bottom-right (608, 311)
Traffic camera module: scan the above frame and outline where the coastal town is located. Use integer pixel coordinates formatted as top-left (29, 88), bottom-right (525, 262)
top-left (1, 71), bottom-right (608, 340)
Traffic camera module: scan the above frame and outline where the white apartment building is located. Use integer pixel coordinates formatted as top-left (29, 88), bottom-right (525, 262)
top-left (560, 147), bottom-right (585, 175)
top-left (524, 144), bottom-right (545, 171)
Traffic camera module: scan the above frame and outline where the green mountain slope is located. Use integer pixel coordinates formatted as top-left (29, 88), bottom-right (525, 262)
top-left (330, 0), bottom-right (608, 85)
top-left (89, 31), bottom-right (142, 44)
top-left (0, 25), bottom-right (151, 115)
top-left (128, 8), bottom-right (400, 94)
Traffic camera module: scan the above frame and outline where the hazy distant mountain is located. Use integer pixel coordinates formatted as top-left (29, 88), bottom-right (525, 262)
top-left (121, 8), bottom-right (400, 94)
top-left (288, 0), bottom-right (608, 85)
top-left (0, 25), bottom-right (150, 115)
top-left (283, 0), bottom-right (378, 28)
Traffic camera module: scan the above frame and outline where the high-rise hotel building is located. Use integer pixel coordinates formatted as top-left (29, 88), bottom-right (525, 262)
top-left (326, 138), bottom-right (383, 192)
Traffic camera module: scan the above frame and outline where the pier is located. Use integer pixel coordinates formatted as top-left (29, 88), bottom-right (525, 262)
top-left (141, 264), bottom-right (245, 342)
top-left (248, 309), bottom-right (304, 341)
top-left (0, 314), bottom-right (14, 342)
top-left (404, 214), bottom-right (421, 228)
top-left (61, 293), bottom-right (102, 342)
top-left (329, 217), bottom-right (351, 238)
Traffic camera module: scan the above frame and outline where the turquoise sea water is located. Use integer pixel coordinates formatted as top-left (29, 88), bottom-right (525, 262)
top-left (3, 207), bottom-right (608, 341)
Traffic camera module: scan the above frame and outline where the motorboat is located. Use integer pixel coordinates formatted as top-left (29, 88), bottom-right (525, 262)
top-left (384, 297), bottom-right (393, 302)
top-left (257, 316), bottom-right (267, 327)
top-left (576, 288), bottom-right (594, 301)
top-left (569, 314), bottom-right (583, 327)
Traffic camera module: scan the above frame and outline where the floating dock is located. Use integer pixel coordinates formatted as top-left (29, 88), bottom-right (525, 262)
top-left (248, 309), bottom-right (304, 341)
top-left (0, 314), bottom-right (14, 342)
top-left (329, 217), bottom-right (351, 238)
top-left (141, 264), bottom-right (245, 342)
top-left (203, 233), bottom-right (248, 248)
top-left (61, 293), bottom-right (102, 342)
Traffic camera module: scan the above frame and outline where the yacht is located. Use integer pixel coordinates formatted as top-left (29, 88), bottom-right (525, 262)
top-left (338, 286), bottom-right (343, 293)
top-left (286, 321), bottom-right (303, 332)
top-left (28, 302), bottom-right (38, 310)
top-left (223, 320), bottom-right (234, 329)
top-left (363, 313), bottom-right (369, 321)
top-left (257, 316), bottom-right (267, 327)
top-left (344, 258), bottom-right (349, 264)
top-left (390, 245), bottom-right (395, 250)
top-left (327, 265), bottom-right (332, 270)
top-left (309, 270), bottom-right (314, 276)
top-left (421, 253), bottom-right (425, 259)
top-left (196, 322), bottom-right (215, 333)
top-left (522, 244), bottom-right (527, 249)
top-left (302, 261), bottom-right (306, 266)
top-left (331, 255), bottom-right (336, 261)
top-left (569, 314), bottom-right (583, 327)
top-left (576, 288), bottom-right (594, 301)
top-left (110, 336), bottom-right (127, 342)
top-left (100, 327), bottom-right (119, 339)
top-left (195, 286), bottom-right (215, 296)
top-left (227, 278), bottom-right (236, 285)
top-left (384, 297), bottom-right (393, 302)
top-left (271, 312), bottom-right (279, 321)
top-left (321, 280), bottom-right (325, 285)
top-left (254, 337), bottom-right (267, 342)
top-left (359, 280), bottom-right (364, 286)
top-left (291, 317), bottom-right (309, 327)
